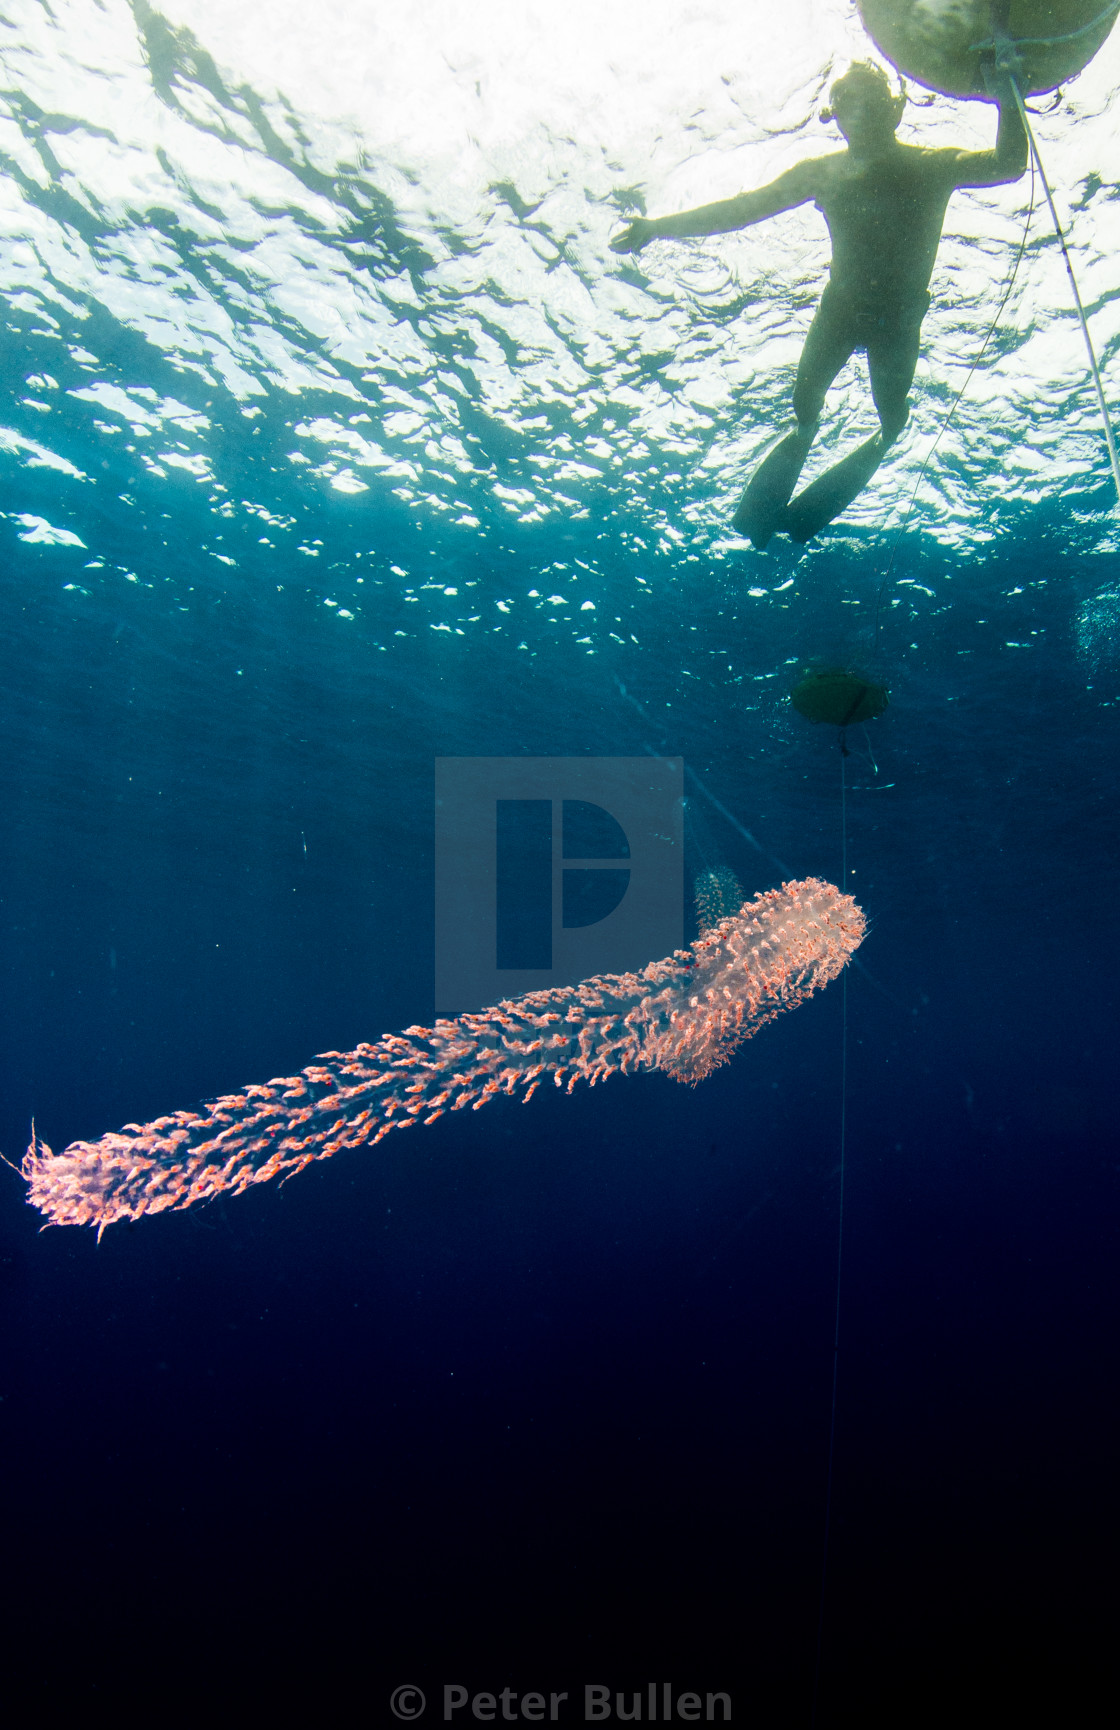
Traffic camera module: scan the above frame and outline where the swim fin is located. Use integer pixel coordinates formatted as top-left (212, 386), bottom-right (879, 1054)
top-left (785, 434), bottom-right (885, 544)
top-left (732, 424), bottom-right (815, 549)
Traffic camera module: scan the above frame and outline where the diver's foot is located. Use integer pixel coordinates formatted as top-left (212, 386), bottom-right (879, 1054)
top-left (732, 424), bottom-right (816, 548)
top-left (785, 433), bottom-right (886, 545)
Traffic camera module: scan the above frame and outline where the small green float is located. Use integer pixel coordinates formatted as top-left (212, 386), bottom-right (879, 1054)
top-left (791, 668), bottom-right (889, 728)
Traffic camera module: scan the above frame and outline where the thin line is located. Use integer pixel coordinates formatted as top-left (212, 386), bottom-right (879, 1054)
top-left (683, 763), bottom-right (795, 880)
top-left (812, 748), bottom-right (849, 1726)
top-left (1009, 76), bottom-right (1120, 505)
top-left (970, 4), bottom-right (1120, 52)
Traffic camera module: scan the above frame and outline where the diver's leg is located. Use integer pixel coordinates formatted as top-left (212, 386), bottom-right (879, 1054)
top-left (784, 319), bottom-right (922, 544)
top-left (867, 317), bottom-right (922, 446)
top-left (791, 297), bottom-right (858, 430)
top-left (732, 298), bottom-right (854, 548)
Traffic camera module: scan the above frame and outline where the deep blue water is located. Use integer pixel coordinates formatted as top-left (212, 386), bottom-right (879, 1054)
top-left (4, 479), bottom-right (1119, 1722)
top-left (3, 5), bottom-right (1120, 1722)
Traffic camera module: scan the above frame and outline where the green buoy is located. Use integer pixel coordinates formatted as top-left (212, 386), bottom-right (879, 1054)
top-left (791, 668), bottom-right (889, 728)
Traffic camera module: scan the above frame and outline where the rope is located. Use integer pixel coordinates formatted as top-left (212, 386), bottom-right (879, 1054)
top-left (970, 3), bottom-right (1120, 53)
top-left (811, 746), bottom-right (850, 1726)
top-left (874, 82), bottom-right (1118, 646)
top-left (1008, 76), bottom-right (1120, 505)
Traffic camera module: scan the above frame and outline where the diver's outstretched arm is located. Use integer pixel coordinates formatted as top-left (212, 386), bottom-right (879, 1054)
top-left (950, 82), bottom-right (1028, 188)
top-left (610, 160), bottom-right (818, 253)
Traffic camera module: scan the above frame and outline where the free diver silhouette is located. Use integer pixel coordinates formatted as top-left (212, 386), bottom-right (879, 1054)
top-left (611, 58), bottom-right (1027, 546)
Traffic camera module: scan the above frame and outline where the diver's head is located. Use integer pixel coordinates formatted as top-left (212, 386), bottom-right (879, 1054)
top-left (824, 62), bottom-right (905, 150)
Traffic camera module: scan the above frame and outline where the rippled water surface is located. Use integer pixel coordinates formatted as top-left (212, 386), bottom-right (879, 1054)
top-left (3, 0), bottom-right (1119, 653)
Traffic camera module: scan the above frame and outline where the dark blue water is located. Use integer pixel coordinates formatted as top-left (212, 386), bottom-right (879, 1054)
top-left (3, 6), bottom-right (1120, 1722)
top-left (5, 473), bottom-right (1119, 1721)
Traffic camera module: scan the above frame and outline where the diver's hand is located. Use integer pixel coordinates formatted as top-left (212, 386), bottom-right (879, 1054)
top-left (610, 217), bottom-right (655, 254)
top-left (979, 39), bottom-right (1024, 99)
